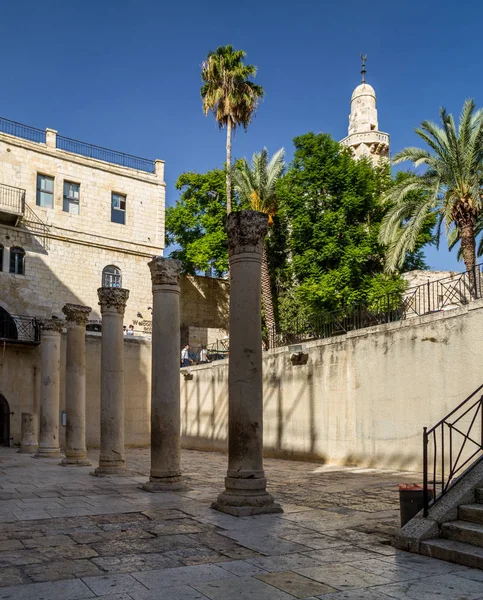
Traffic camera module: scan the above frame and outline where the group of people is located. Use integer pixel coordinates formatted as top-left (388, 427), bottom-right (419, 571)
top-left (122, 325), bottom-right (135, 336)
top-left (180, 343), bottom-right (211, 367)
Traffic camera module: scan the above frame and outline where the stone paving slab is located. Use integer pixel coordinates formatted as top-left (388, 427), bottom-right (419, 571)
top-left (1, 448), bottom-right (483, 599)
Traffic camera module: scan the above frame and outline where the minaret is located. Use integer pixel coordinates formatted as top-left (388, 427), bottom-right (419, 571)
top-left (340, 55), bottom-right (390, 164)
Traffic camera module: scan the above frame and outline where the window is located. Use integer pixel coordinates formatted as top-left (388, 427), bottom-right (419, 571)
top-left (0, 244), bottom-right (3, 272)
top-left (10, 247), bottom-right (25, 275)
top-left (111, 192), bottom-right (126, 224)
top-left (63, 181), bottom-right (80, 214)
top-left (36, 175), bottom-right (54, 208)
top-left (102, 265), bottom-right (122, 288)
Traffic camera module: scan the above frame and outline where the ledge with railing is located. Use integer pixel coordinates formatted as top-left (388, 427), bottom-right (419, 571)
top-left (268, 264), bottom-right (483, 349)
top-left (0, 182), bottom-right (26, 216)
top-left (423, 384), bottom-right (483, 517)
top-left (0, 116), bottom-right (156, 174)
top-left (0, 314), bottom-right (41, 344)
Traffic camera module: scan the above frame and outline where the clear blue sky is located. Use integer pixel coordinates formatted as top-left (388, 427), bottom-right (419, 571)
top-left (1, 0), bottom-right (481, 271)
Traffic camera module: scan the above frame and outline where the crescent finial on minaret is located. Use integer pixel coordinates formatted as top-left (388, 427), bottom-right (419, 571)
top-left (360, 53), bottom-right (367, 84)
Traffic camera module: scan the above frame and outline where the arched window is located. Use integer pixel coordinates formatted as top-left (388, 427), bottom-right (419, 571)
top-left (0, 244), bottom-right (3, 272)
top-left (102, 265), bottom-right (122, 288)
top-left (9, 247), bottom-right (25, 275)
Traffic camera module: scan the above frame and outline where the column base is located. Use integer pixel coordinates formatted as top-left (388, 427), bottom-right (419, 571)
top-left (18, 445), bottom-right (38, 454)
top-left (61, 457), bottom-right (92, 467)
top-left (91, 464), bottom-right (130, 477)
top-left (211, 476), bottom-right (283, 517)
top-left (141, 475), bottom-right (189, 492)
top-left (34, 449), bottom-right (64, 459)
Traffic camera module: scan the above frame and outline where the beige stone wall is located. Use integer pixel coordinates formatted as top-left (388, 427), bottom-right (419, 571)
top-left (4, 301), bottom-right (482, 470)
top-left (0, 129), bottom-right (165, 327)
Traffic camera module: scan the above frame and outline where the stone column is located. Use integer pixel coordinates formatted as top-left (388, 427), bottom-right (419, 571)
top-left (19, 413), bottom-right (38, 454)
top-left (213, 211), bottom-right (282, 516)
top-left (93, 288), bottom-right (129, 476)
top-left (142, 257), bottom-right (186, 492)
top-left (36, 319), bottom-right (64, 459)
top-left (61, 303), bottom-right (92, 466)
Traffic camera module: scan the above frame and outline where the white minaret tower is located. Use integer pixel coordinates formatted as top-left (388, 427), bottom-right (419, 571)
top-left (340, 55), bottom-right (390, 164)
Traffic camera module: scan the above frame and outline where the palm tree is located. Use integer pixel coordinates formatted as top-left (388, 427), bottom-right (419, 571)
top-left (201, 45), bottom-right (264, 214)
top-left (233, 148), bottom-right (285, 342)
top-left (379, 99), bottom-right (483, 276)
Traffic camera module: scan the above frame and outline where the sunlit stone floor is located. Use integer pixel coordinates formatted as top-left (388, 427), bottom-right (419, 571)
top-left (0, 447), bottom-right (482, 600)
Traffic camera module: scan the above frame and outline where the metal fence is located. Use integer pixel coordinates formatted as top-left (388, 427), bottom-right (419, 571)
top-left (0, 117), bottom-right (46, 144)
top-left (0, 314), bottom-right (41, 344)
top-left (56, 136), bottom-right (155, 173)
top-left (0, 183), bottom-right (25, 214)
top-left (269, 264), bottom-right (483, 349)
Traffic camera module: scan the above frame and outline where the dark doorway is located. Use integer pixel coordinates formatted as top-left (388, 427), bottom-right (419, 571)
top-left (0, 307), bottom-right (17, 341)
top-left (0, 395), bottom-right (10, 447)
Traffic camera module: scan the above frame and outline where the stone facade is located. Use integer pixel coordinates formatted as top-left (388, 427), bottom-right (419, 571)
top-left (0, 125), bottom-right (165, 327)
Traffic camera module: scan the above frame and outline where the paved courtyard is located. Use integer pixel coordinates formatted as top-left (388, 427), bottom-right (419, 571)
top-left (1, 448), bottom-right (483, 599)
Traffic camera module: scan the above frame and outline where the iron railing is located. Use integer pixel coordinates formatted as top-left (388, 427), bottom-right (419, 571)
top-left (423, 384), bottom-right (483, 517)
top-left (0, 117), bottom-right (46, 144)
top-left (0, 182), bottom-right (26, 215)
top-left (0, 314), bottom-right (41, 344)
top-left (56, 135), bottom-right (155, 173)
top-left (269, 264), bottom-right (483, 348)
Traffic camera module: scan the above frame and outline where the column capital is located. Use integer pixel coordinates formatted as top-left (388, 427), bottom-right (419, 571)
top-left (97, 288), bottom-right (129, 314)
top-left (227, 210), bottom-right (268, 257)
top-left (148, 256), bottom-right (182, 286)
top-left (41, 318), bottom-right (64, 334)
top-left (62, 303), bottom-right (92, 326)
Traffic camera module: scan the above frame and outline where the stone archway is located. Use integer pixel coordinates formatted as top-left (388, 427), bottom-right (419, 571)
top-left (0, 307), bottom-right (17, 341)
top-left (0, 395), bottom-right (10, 447)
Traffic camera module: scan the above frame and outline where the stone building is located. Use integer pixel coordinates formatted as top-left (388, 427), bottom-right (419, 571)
top-left (340, 55), bottom-right (390, 163)
top-left (0, 116), bottom-right (165, 330)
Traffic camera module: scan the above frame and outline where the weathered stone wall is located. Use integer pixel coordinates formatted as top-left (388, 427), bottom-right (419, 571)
top-left (3, 301), bottom-right (482, 470)
top-left (0, 130), bottom-right (165, 327)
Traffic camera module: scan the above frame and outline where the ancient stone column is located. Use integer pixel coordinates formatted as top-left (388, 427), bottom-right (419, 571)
top-left (142, 257), bottom-right (185, 492)
top-left (93, 288), bottom-right (129, 476)
top-left (19, 413), bottom-right (38, 454)
top-left (61, 303), bottom-right (92, 466)
top-left (36, 319), bottom-right (64, 459)
top-left (213, 210), bottom-right (282, 516)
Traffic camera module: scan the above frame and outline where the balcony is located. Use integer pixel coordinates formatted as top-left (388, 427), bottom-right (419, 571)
top-left (0, 312), bottom-right (41, 345)
top-left (0, 183), bottom-right (25, 225)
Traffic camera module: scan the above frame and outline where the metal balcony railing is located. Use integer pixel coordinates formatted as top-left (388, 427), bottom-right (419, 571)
top-left (0, 182), bottom-right (26, 215)
top-left (0, 313), bottom-right (41, 344)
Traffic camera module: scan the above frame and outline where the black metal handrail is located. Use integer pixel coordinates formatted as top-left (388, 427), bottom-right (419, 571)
top-left (0, 182), bottom-right (26, 214)
top-left (56, 135), bottom-right (155, 173)
top-left (269, 264), bottom-right (483, 349)
top-left (0, 117), bottom-right (46, 144)
top-left (0, 314), bottom-right (41, 344)
top-left (423, 384), bottom-right (483, 516)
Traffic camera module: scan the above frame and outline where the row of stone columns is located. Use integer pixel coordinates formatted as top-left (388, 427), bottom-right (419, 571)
top-left (23, 210), bottom-right (281, 516)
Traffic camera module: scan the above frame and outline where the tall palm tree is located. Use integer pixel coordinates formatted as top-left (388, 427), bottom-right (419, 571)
top-left (379, 99), bottom-right (483, 275)
top-left (233, 148), bottom-right (285, 342)
top-left (201, 45), bottom-right (264, 214)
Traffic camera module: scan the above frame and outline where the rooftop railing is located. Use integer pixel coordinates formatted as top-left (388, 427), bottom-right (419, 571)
top-left (0, 116), bottom-right (155, 173)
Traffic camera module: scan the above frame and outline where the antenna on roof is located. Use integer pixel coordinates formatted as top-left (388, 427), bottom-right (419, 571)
top-left (360, 53), bottom-right (367, 84)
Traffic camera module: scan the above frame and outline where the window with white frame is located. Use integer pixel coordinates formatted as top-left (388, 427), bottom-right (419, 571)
top-left (102, 265), bottom-right (122, 288)
top-left (63, 181), bottom-right (80, 214)
top-left (111, 192), bottom-right (126, 224)
top-left (36, 174), bottom-right (54, 208)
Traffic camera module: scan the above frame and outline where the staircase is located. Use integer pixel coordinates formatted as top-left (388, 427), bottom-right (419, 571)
top-left (420, 488), bottom-right (483, 568)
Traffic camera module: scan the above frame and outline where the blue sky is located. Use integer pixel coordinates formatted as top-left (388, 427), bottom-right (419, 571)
top-left (1, 0), bottom-right (482, 271)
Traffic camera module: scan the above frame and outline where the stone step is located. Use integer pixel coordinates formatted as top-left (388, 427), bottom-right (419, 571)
top-left (459, 503), bottom-right (483, 524)
top-left (475, 488), bottom-right (483, 503)
top-left (420, 538), bottom-right (483, 569)
top-left (441, 520), bottom-right (483, 547)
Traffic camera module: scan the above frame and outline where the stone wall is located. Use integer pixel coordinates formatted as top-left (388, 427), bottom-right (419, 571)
top-left (3, 301), bottom-right (482, 470)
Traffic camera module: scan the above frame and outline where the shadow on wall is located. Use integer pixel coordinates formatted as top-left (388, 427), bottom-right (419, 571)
top-left (180, 275), bottom-right (229, 333)
top-left (0, 233), bottom-right (150, 449)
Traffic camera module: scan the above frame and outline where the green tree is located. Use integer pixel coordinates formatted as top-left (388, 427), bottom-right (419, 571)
top-left (201, 45), bottom-right (264, 215)
top-left (165, 168), bottom-right (230, 276)
top-left (379, 99), bottom-right (483, 274)
top-left (233, 148), bottom-right (285, 340)
top-left (275, 133), bottom-right (425, 326)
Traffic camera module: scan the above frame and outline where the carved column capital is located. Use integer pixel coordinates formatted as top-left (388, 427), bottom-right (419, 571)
top-left (62, 303), bottom-right (92, 326)
top-left (227, 210), bottom-right (268, 257)
top-left (148, 256), bottom-right (182, 286)
top-left (41, 318), bottom-right (64, 334)
top-left (97, 288), bottom-right (129, 314)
